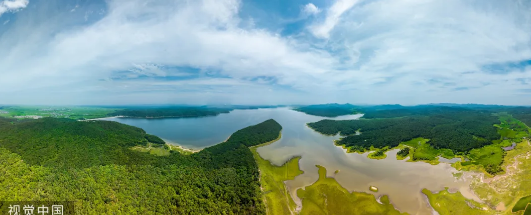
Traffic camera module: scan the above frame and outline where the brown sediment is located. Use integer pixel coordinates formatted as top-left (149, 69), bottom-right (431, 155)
top-left (495, 202), bottom-right (506, 211)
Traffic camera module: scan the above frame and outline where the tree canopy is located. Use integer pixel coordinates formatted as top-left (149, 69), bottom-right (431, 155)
top-left (293, 103), bottom-right (361, 117)
top-left (308, 107), bottom-right (501, 152)
top-left (0, 117), bottom-right (282, 214)
top-left (108, 106), bottom-right (232, 118)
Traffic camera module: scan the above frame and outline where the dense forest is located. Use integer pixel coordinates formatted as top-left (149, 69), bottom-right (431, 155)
top-left (107, 106), bottom-right (232, 118)
top-left (0, 117), bottom-right (282, 214)
top-left (307, 107), bottom-right (501, 152)
top-left (294, 103), bottom-right (409, 117)
top-left (507, 107), bottom-right (531, 127)
top-left (361, 106), bottom-right (480, 119)
top-left (293, 103), bottom-right (361, 117)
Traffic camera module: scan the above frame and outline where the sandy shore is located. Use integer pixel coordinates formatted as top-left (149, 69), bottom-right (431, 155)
top-left (162, 138), bottom-right (201, 153)
top-left (223, 134), bottom-right (232, 143)
top-left (79, 116), bottom-right (124, 121)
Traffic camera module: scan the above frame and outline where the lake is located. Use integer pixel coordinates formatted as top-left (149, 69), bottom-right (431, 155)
top-left (103, 107), bottom-right (480, 214)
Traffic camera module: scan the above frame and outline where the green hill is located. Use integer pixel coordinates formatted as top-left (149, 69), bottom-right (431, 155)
top-left (0, 117), bottom-right (282, 214)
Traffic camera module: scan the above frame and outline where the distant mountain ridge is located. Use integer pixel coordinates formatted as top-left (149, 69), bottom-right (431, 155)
top-left (294, 103), bottom-right (531, 118)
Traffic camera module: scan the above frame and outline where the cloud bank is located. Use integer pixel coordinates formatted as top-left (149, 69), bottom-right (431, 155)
top-left (0, 0), bottom-right (28, 16)
top-left (0, 0), bottom-right (530, 105)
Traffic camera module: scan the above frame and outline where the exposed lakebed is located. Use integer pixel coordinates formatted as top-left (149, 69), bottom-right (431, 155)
top-left (103, 107), bottom-right (479, 214)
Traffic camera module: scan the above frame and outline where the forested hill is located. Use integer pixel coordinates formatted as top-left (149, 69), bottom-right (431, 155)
top-left (0, 117), bottom-right (180, 169)
top-left (307, 105), bottom-right (531, 174)
top-left (294, 103), bottom-right (531, 120)
top-left (506, 107), bottom-right (531, 127)
top-left (294, 103), bottom-right (362, 117)
top-left (360, 106), bottom-right (476, 119)
top-left (294, 103), bottom-right (408, 117)
top-left (107, 106), bottom-right (232, 118)
top-left (196, 119), bottom-right (282, 169)
top-left (0, 117), bottom-right (282, 214)
top-left (308, 108), bottom-right (501, 152)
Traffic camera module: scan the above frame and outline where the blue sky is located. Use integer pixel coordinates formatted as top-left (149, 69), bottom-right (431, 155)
top-left (0, 0), bottom-right (530, 105)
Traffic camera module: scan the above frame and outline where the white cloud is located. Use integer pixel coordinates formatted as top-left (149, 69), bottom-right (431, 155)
top-left (309, 0), bottom-right (361, 38)
top-left (0, 0), bottom-right (337, 105)
top-left (302, 3), bottom-right (320, 16)
top-left (0, 0), bottom-right (28, 16)
top-left (1, 0), bottom-right (531, 105)
top-left (315, 0), bottom-right (531, 105)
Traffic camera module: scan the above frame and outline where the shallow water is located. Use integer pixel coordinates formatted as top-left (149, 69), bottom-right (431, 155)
top-left (104, 107), bottom-right (479, 214)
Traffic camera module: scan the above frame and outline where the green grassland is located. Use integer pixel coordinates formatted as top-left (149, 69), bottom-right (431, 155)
top-left (0, 106), bottom-right (119, 120)
top-left (406, 138), bottom-right (441, 164)
top-left (426, 115), bottom-right (530, 215)
top-left (250, 132), bottom-right (304, 215)
top-left (453, 113), bottom-right (530, 175)
top-left (395, 147), bottom-right (410, 160)
top-left (422, 188), bottom-right (493, 215)
top-left (395, 138), bottom-right (455, 164)
top-left (130, 143), bottom-right (172, 156)
top-left (424, 138), bottom-right (531, 215)
top-left (470, 138), bottom-right (531, 214)
top-left (351, 137), bottom-right (454, 165)
top-left (367, 146), bottom-right (389, 159)
top-left (457, 144), bottom-right (504, 174)
top-left (297, 165), bottom-right (406, 215)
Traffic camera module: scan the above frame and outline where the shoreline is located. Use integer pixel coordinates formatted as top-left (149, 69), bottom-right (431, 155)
top-left (249, 131), bottom-right (301, 215)
top-left (222, 134), bottom-right (232, 143)
top-left (304, 123), bottom-right (340, 137)
top-left (250, 129), bottom-right (282, 149)
top-left (87, 117), bottom-right (202, 153)
top-left (162, 138), bottom-right (201, 153)
top-left (79, 116), bottom-right (124, 121)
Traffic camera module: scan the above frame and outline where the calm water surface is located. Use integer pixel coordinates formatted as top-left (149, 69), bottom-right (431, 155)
top-left (104, 108), bottom-right (479, 215)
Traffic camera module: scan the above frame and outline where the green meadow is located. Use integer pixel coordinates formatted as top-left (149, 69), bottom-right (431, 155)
top-left (422, 188), bottom-right (492, 215)
top-left (297, 165), bottom-right (405, 215)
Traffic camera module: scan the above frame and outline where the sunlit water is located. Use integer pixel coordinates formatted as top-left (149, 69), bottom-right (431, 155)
top-left (103, 107), bottom-right (479, 214)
